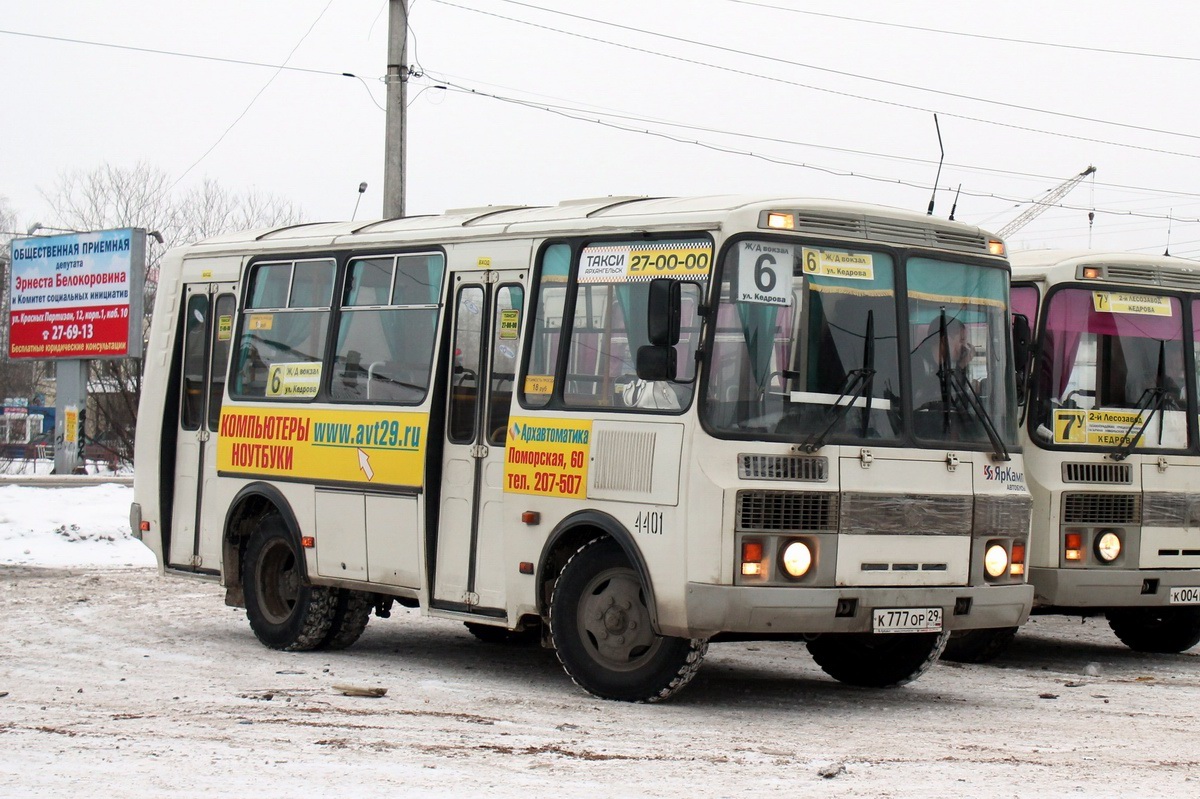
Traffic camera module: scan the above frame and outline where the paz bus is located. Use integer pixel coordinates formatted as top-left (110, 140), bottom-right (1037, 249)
top-left (945, 250), bottom-right (1200, 661)
top-left (131, 195), bottom-right (1033, 702)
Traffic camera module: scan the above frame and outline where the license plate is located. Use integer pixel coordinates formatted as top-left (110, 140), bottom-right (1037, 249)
top-left (872, 607), bottom-right (943, 633)
top-left (1170, 587), bottom-right (1200, 605)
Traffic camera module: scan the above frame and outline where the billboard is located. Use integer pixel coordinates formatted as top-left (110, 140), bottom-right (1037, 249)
top-left (7, 228), bottom-right (146, 360)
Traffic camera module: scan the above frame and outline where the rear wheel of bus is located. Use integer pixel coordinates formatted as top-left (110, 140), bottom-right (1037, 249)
top-left (550, 537), bottom-right (707, 702)
top-left (807, 630), bottom-right (949, 687)
top-left (243, 513), bottom-right (338, 651)
top-left (1106, 607), bottom-right (1200, 653)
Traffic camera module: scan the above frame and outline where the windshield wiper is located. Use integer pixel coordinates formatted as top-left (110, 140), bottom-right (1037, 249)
top-left (935, 310), bottom-right (1010, 461)
top-left (1111, 340), bottom-right (1170, 461)
top-left (802, 311), bottom-right (875, 453)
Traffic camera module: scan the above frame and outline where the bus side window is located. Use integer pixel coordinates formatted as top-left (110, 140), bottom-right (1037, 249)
top-left (488, 285), bottom-right (524, 445)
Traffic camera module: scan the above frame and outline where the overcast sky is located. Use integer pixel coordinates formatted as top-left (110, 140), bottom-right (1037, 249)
top-left (3, 1), bottom-right (1199, 257)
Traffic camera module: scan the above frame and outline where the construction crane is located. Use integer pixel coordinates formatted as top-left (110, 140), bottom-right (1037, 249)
top-left (997, 165), bottom-right (1097, 239)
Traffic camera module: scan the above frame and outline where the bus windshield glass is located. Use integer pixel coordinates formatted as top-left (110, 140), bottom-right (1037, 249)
top-left (1032, 288), bottom-right (1187, 451)
top-left (703, 242), bottom-right (1016, 449)
top-left (907, 257), bottom-right (1017, 450)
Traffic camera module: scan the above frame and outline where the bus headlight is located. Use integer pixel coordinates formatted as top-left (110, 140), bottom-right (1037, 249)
top-left (1095, 530), bottom-right (1122, 563)
top-left (780, 540), bottom-right (812, 578)
top-left (984, 542), bottom-right (1009, 578)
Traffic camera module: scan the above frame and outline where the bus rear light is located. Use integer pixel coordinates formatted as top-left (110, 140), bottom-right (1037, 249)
top-left (519, 561), bottom-right (534, 575)
top-left (139, 521), bottom-right (150, 531)
top-left (741, 540), bottom-right (764, 577)
top-left (521, 511), bottom-right (541, 525)
top-left (1064, 532), bottom-right (1084, 561)
top-left (301, 536), bottom-right (315, 548)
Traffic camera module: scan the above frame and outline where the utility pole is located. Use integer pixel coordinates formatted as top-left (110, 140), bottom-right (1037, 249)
top-left (383, 0), bottom-right (408, 219)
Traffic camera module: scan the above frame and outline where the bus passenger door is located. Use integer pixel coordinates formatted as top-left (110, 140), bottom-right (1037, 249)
top-left (168, 283), bottom-right (236, 572)
top-left (433, 270), bottom-right (525, 615)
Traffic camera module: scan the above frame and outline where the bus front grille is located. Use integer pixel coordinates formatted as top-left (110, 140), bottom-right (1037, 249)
top-left (737, 454), bottom-right (828, 482)
top-left (1062, 492), bottom-right (1141, 525)
top-left (1062, 462), bottom-right (1132, 484)
top-left (736, 490), bottom-right (838, 532)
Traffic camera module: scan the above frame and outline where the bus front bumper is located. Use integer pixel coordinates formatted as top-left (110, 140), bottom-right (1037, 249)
top-left (680, 582), bottom-right (1033, 638)
top-left (1030, 567), bottom-right (1200, 610)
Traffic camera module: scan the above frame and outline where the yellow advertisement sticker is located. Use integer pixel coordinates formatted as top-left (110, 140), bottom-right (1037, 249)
top-left (217, 406), bottom-right (429, 487)
top-left (217, 315), bottom-right (233, 341)
top-left (505, 416), bottom-right (591, 498)
top-left (802, 248), bottom-right (874, 280)
top-left (499, 309), bottom-right (520, 339)
top-left (1093, 292), bottom-right (1173, 316)
top-left (248, 314), bottom-right (274, 331)
top-left (579, 241), bottom-right (713, 283)
top-left (523, 375), bottom-right (554, 395)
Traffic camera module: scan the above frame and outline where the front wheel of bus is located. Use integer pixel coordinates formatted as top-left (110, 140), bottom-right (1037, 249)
top-left (243, 514), bottom-right (338, 651)
top-left (550, 537), bottom-right (707, 702)
top-left (807, 630), bottom-right (949, 687)
top-left (1106, 607), bottom-right (1200, 653)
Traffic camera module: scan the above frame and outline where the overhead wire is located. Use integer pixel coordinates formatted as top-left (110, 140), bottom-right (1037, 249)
top-left (429, 74), bottom-right (1200, 227)
top-left (723, 1), bottom-right (1200, 65)
top-left (454, 0), bottom-right (1200, 150)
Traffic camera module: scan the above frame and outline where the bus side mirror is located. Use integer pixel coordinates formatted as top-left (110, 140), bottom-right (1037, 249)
top-left (637, 278), bottom-right (681, 381)
top-left (647, 278), bottom-right (681, 347)
top-left (1012, 313), bottom-right (1032, 397)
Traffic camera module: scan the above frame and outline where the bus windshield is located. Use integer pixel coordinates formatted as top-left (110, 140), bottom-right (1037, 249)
top-left (1032, 287), bottom-right (1187, 451)
top-left (702, 242), bottom-right (1016, 449)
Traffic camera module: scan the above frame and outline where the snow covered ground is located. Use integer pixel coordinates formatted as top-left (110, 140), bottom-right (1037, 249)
top-left (2, 484), bottom-right (1199, 797)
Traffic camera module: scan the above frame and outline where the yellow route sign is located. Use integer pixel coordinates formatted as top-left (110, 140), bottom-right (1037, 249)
top-left (1093, 292), bottom-right (1173, 316)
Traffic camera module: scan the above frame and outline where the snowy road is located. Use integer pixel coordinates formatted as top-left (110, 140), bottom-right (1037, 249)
top-left (3, 565), bottom-right (1199, 798)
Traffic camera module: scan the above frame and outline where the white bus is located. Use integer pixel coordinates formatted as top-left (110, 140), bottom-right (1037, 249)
top-left (947, 250), bottom-right (1200, 659)
top-left (131, 195), bottom-right (1033, 701)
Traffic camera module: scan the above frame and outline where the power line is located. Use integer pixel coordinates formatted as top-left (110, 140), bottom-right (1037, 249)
top-left (422, 67), bottom-right (1200, 204)
top-left (0, 27), bottom-right (351, 78)
top-left (431, 74), bottom-right (1200, 227)
top-left (723, 1), bottom-right (1200, 65)
top-left (169, 1), bottom-right (337, 190)
top-left (462, 0), bottom-right (1200, 148)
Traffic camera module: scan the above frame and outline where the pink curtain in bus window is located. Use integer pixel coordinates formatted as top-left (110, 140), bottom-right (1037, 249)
top-left (1010, 285), bottom-right (1039, 325)
top-left (1045, 289), bottom-right (1182, 396)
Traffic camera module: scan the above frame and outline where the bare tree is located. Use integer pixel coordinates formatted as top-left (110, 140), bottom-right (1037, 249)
top-left (40, 163), bottom-right (305, 462)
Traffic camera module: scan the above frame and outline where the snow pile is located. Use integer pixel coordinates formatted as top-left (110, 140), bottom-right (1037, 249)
top-left (0, 484), bottom-right (154, 568)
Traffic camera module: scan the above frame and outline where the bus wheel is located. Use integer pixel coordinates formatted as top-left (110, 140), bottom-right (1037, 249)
top-left (1106, 608), bottom-right (1200, 653)
top-left (243, 514), bottom-right (337, 651)
top-left (940, 627), bottom-right (1018, 663)
top-left (464, 621), bottom-right (540, 646)
top-left (550, 537), bottom-right (707, 702)
top-left (807, 630), bottom-right (949, 687)
top-left (319, 590), bottom-right (374, 651)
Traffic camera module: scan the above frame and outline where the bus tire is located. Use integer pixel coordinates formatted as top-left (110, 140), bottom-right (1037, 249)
top-left (1106, 607), bottom-right (1200, 653)
top-left (243, 514), bottom-right (337, 651)
top-left (464, 621), bottom-right (540, 646)
top-left (319, 590), bottom-right (374, 651)
top-left (807, 630), bottom-right (949, 687)
top-left (549, 537), bottom-right (707, 702)
top-left (940, 627), bottom-right (1018, 663)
